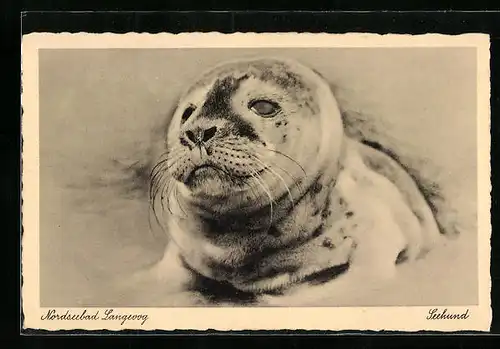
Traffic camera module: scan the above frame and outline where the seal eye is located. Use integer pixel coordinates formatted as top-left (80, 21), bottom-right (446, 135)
top-left (249, 100), bottom-right (280, 118)
top-left (181, 104), bottom-right (196, 123)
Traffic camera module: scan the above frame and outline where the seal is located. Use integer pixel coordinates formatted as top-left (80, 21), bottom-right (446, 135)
top-left (145, 57), bottom-right (448, 305)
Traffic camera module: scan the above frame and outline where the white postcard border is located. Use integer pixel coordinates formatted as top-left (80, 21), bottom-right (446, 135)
top-left (21, 32), bottom-right (491, 332)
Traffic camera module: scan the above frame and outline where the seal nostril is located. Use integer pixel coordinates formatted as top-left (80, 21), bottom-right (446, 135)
top-left (185, 130), bottom-right (196, 143)
top-left (203, 126), bottom-right (217, 142)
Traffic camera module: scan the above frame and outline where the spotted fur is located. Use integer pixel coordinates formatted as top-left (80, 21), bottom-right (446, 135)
top-left (139, 57), bottom-right (452, 305)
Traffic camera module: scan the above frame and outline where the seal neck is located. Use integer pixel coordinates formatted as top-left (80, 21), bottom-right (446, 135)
top-left (164, 138), bottom-right (353, 296)
top-left (176, 135), bottom-right (349, 230)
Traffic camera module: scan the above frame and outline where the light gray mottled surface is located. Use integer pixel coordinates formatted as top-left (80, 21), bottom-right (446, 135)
top-left (38, 48), bottom-right (478, 306)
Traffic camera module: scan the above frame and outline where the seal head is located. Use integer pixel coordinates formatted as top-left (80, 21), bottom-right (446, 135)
top-left (149, 57), bottom-right (355, 294)
top-left (156, 57), bottom-right (345, 216)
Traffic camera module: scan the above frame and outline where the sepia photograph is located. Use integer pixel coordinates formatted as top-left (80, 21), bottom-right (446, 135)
top-left (21, 33), bottom-right (491, 331)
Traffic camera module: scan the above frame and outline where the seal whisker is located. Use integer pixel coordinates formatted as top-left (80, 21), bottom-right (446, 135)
top-left (163, 177), bottom-right (178, 217)
top-left (252, 151), bottom-right (306, 195)
top-left (158, 178), bottom-right (168, 212)
top-left (246, 166), bottom-right (275, 230)
top-left (246, 153), bottom-right (295, 207)
top-left (150, 173), bottom-right (166, 202)
top-left (149, 200), bottom-right (164, 234)
top-left (260, 148), bottom-right (307, 177)
top-left (147, 205), bottom-right (168, 241)
top-left (255, 153), bottom-right (301, 182)
top-left (149, 150), bottom-right (184, 225)
top-left (154, 176), bottom-right (188, 225)
top-left (150, 151), bottom-right (185, 178)
top-left (150, 163), bottom-right (175, 201)
top-left (151, 147), bottom-right (183, 168)
top-left (150, 179), bottom-right (169, 234)
top-left (150, 153), bottom-right (188, 200)
top-left (149, 161), bottom-right (179, 197)
top-left (173, 184), bottom-right (189, 219)
top-left (255, 152), bottom-right (311, 225)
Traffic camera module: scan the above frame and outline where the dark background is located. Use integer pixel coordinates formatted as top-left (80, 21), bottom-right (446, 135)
top-left (7, 5), bottom-right (499, 348)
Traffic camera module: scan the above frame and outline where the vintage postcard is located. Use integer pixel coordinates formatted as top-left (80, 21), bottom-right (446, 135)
top-left (21, 32), bottom-right (491, 332)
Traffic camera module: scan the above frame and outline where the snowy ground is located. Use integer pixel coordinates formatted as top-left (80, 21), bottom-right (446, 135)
top-left (37, 48), bottom-right (479, 307)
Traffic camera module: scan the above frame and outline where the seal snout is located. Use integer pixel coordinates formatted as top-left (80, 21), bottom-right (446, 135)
top-left (182, 125), bottom-right (218, 149)
top-left (185, 126), bottom-right (218, 145)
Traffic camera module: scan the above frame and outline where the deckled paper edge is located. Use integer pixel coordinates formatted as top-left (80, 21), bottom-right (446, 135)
top-left (20, 32), bottom-right (492, 332)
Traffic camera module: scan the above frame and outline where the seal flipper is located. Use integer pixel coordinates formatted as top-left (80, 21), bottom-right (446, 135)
top-left (353, 140), bottom-right (445, 254)
top-left (330, 84), bottom-right (460, 239)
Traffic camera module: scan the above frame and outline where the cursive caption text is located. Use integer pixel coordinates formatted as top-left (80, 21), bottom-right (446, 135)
top-left (41, 309), bottom-right (149, 325)
top-left (426, 308), bottom-right (470, 320)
